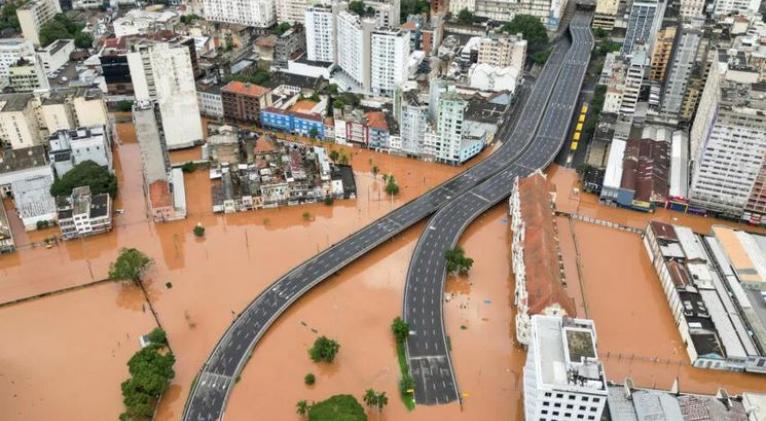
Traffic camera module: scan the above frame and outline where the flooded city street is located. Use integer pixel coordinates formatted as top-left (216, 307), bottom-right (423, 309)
top-left (3, 117), bottom-right (766, 421)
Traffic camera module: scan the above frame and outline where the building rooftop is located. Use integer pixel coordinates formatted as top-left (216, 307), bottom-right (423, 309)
top-left (149, 180), bottom-right (172, 209)
top-left (11, 175), bottom-right (56, 220)
top-left (0, 146), bottom-right (49, 174)
top-left (222, 80), bottom-right (270, 98)
top-left (291, 99), bottom-right (318, 114)
top-left (365, 111), bottom-right (388, 131)
top-left (0, 93), bottom-right (34, 112)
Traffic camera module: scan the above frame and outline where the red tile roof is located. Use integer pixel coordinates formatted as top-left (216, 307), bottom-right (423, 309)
top-left (222, 81), bottom-right (270, 98)
top-left (365, 111), bottom-right (388, 131)
top-left (517, 173), bottom-right (576, 317)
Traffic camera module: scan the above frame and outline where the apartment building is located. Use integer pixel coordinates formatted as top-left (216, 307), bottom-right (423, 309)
top-left (202, 0), bottom-right (276, 27)
top-left (37, 39), bottom-right (74, 77)
top-left (397, 91), bottom-right (429, 157)
top-left (649, 26), bottom-right (677, 82)
top-left (277, 0), bottom-right (309, 23)
top-left (712, 0), bottom-right (760, 17)
top-left (593, 0), bottom-right (619, 29)
top-left (127, 41), bottom-right (203, 150)
top-left (523, 315), bottom-right (609, 421)
top-left (619, 46), bottom-right (648, 116)
top-left (0, 39), bottom-right (34, 87)
top-left (622, 0), bottom-right (666, 57)
top-left (197, 84), bottom-right (223, 119)
top-left (221, 81), bottom-right (272, 123)
top-left (274, 25), bottom-right (305, 68)
top-left (474, 0), bottom-right (515, 22)
top-left (689, 67), bottom-right (766, 220)
top-left (477, 34), bottom-right (527, 69)
top-left (17, 0), bottom-right (61, 46)
top-left (0, 94), bottom-right (42, 149)
top-left (336, 10), bottom-right (375, 91)
top-left (680, 0), bottom-right (705, 20)
top-left (8, 57), bottom-right (50, 92)
top-left (370, 29), bottom-right (410, 97)
top-left (305, 5), bottom-right (336, 63)
top-left (433, 91), bottom-right (485, 165)
top-left (57, 186), bottom-right (112, 240)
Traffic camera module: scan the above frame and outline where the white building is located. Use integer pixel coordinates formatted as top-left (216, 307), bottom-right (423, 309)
top-left (397, 91), bottom-right (429, 157)
top-left (619, 47), bottom-right (648, 116)
top-left (335, 10), bottom-right (375, 91)
top-left (680, 0), bottom-right (705, 20)
top-left (370, 29), bottom-right (409, 97)
top-left (278, 0), bottom-right (309, 23)
top-left (712, 0), bottom-right (760, 17)
top-left (37, 39), bottom-right (74, 77)
top-left (523, 315), bottom-right (608, 421)
top-left (622, 0), bottom-right (666, 57)
top-left (305, 5), bottom-right (336, 63)
top-left (8, 56), bottom-right (50, 92)
top-left (16, 0), bottom-right (61, 46)
top-left (197, 85), bottom-right (223, 118)
top-left (113, 9), bottom-right (179, 38)
top-left (0, 39), bottom-right (35, 87)
top-left (689, 66), bottom-right (766, 220)
top-left (11, 174), bottom-right (56, 230)
top-left (127, 41), bottom-right (203, 150)
top-left (57, 186), bottom-right (112, 240)
top-left (0, 94), bottom-right (42, 149)
top-left (48, 125), bottom-right (113, 177)
top-left (432, 91), bottom-right (484, 164)
top-left (203, 0), bottom-right (276, 28)
top-left (469, 63), bottom-right (520, 93)
top-left (449, 0), bottom-right (476, 15)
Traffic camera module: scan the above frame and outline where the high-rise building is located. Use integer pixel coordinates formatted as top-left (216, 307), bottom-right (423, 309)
top-left (16, 0), bottom-right (60, 46)
top-left (398, 96), bottom-right (429, 157)
top-left (305, 5), bottom-right (336, 63)
top-left (711, 0), bottom-right (759, 16)
top-left (523, 315), bottom-right (608, 421)
top-left (660, 25), bottom-right (702, 117)
top-left (433, 91), bottom-right (484, 164)
top-left (366, 0), bottom-right (400, 28)
top-left (649, 26), bottom-right (677, 82)
top-left (335, 10), bottom-right (375, 90)
top-left (370, 29), bottom-right (409, 97)
top-left (619, 46), bottom-right (648, 116)
top-left (8, 56), bottom-right (49, 92)
top-left (277, 0), bottom-right (309, 24)
top-left (127, 41), bottom-right (203, 150)
top-left (202, 0), bottom-right (275, 27)
top-left (477, 35), bottom-right (527, 69)
top-left (689, 65), bottom-right (766, 219)
top-left (0, 39), bottom-right (34, 87)
top-left (593, 0), bottom-right (619, 29)
top-left (679, 0), bottom-right (705, 20)
top-left (449, 0), bottom-right (475, 16)
top-left (475, 0), bottom-right (515, 22)
top-left (622, 0), bottom-right (666, 57)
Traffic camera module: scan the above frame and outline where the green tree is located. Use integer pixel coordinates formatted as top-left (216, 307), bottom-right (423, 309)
top-left (324, 196), bottom-right (334, 206)
top-left (391, 317), bottom-right (410, 343)
top-left (147, 328), bottom-right (168, 346)
top-left (530, 49), bottom-right (551, 65)
top-left (120, 345), bottom-right (175, 420)
top-left (297, 399), bottom-right (311, 417)
top-left (193, 224), bottom-right (205, 237)
top-left (273, 21), bottom-right (292, 35)
top-left (375, 392), bottom-right (388, 413)
top-left (74, 31), bottom-right (93, 48)
top-left (180, 14), bottom-right (201, 25)
top-left (457, 8), bottom-right (475, 25)
top-left (399, 374), bottom-right (415, 395)
top-left (309, 336), bottom-right (340, 363)
top-left (309, 127), bottom-right (319, 138)
top-left (501, 14), bottom-right (549, 54)
top-left (117, 100), bottom-right (134, 112)
top-left (444, 246), bottom-right (474, 275)
top-left (0, 2), bottom-right (21, 32)
top-left (109, 248), bottom-right (152, 283)
top-left (384, 176), bottom-right (400, 196)
top-left (400, 0), bottom-right (430, 23)
top-left (39, 20), bottom-right (72, 47)
top-left (348, 0), bottom-right (369, 16)
top-left (371, 165), bottom-right (379, 177)
top-left (308, 394), bottom-right (367, 421)
top-left (50, 160), bottom-right (118, 198)
top-left (304, 373), bottom-right (316, 385)
top-left (329, 150), bottom-right (340, 162)
top-left (363, 389), bottom-right (378, 410)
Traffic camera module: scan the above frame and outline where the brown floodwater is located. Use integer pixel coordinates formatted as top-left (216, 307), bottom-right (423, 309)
top-left (0, 282), bottom-right (156, 421)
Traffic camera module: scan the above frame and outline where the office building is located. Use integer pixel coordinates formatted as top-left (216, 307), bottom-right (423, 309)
top-left (336, 10), bottom-right (375, 91)
top-left (523, 315), bottom-right (608, 421)
top-left (649, 26), bottom-right (676, 82)
top-left (622, 0), bottom-right (666, 57)
top-left (57, 186), bottom-right (112, 240)
top-left (127, 41), bottom-right (203, 150)
top-left (0, 39), bottom-right (35, 86)
top-left (689, 66), bottom-right (766, 220)
top-left (305, 5), bottom-right (336, 63)
top-left (48, 125), bottom-right (112, 177)
top-left (660, 26), bottom-right (702, 117)
top-left (619, 46), bottom-right (648, 116)
top-left (593, 0), bottom-right (618, 29)
top-left (370, 29), bottom-right (410, 97)
top-left (203, 0), bottom-right (275, 27)
top-left (16, 0), bottom-right (61, 46)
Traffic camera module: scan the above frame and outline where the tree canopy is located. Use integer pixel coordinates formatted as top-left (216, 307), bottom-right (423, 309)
top-left (457, 8), bottom-right (476, 25)
top-left (226, 69), bottom-right (270, 85)
top-left (0, 1), bottom-right (21, 32)
top-left (309, 336), bottom-right (340, 363)
top-left (501, 14), bottom-right (549, 54)
top-left (120, 345), bottom-right (175, 421)
top-left (348, 1), bottom-right (375, 17)
top-left (39, 14), bottom-right (89, 48)
top-left (273, 22), bottom-right (292, 36)
top-left (109, 248), bottom-right (152, 282)
top-left (391, 317), bottom-right (409, 343)
top-left (400, 0), bottom-right (429, 23)
top-left (444, 246), bottom-right (474, 275)
top-left (50, 160), bottom-right (117, 198)
top-left (308, 394), bottom-right (367, 421)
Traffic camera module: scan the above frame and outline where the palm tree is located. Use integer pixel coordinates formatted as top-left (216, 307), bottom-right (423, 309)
top-left (296, 400), bottom-right (309, 417)
top-left (363, 388), bottom-right (378, 410)
top-left (375, 392), bottom-right (388, 412)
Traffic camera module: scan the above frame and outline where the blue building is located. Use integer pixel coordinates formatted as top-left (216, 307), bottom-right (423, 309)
top-left (260, 108), bottom-right (325, 138)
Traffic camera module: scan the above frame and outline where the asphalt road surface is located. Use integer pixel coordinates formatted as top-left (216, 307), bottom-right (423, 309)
top-left (182, 14), bottom-right (592, 421)
top-left (402, 12), bottom-right (594, 406)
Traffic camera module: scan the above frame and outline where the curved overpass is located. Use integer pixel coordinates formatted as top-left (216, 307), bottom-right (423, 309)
top-left (402, 12), bottom-right (594, 406)
top-left (182, 16), bottom-right (588, 421)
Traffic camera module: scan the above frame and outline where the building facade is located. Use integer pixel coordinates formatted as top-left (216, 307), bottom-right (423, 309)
top-left (335, 10), bottom-right (375, 91)
top-left (202, 0), bottom-right (276, 27)
top-left (48, 125), bottom-right (112, 177)
top-left (0, 39), bottom-right (35, 87)
top-left (305, 5), bottom-right (336, 63)
top-left (222, 81), bottom-right (271, 123)
top-left (57, 186), bottom-right (113, 240)
top-left (622, 0), bottom-right (665, 57)
top-left (477, 35), bottom-right (527, 70)
top-left (8, 56), bottom-right (50, 92)
top-left (17, 0), bottom-right (60, 46)
top-left (660, 26), bottom-right (702, 117)
top-left (370, 29), bottom-right (410, 97)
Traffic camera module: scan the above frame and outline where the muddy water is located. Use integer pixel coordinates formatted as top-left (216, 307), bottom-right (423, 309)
top-left (0, 282), bottom-right (156, 421)
top-left (223, 205), bottom-right (523, 421)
